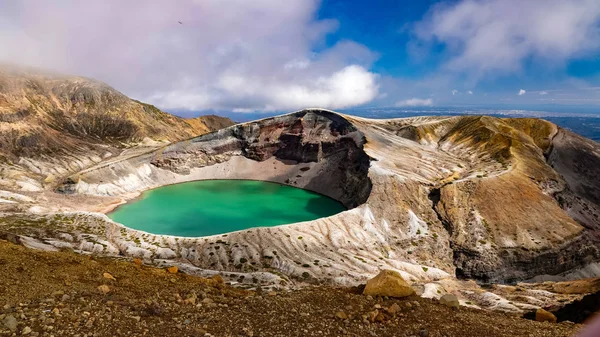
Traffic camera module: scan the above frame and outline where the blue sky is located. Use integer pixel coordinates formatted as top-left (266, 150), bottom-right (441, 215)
top-left (1, 0), bottom-right (600, 114)
top-left (316, 0), bottom-right (600, 110)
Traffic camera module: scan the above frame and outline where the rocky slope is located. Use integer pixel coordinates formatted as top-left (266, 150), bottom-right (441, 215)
top-left (0, 239), bottom-right (584, 337)
top-left (0, 65), bottom-right (233, 192)
top-left (1, 108), bottom-right (599, 317)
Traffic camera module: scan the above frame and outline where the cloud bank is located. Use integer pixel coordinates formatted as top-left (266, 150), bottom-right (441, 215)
top-left (414, 0), bottom-right (600, 76)
top-left (0, 0), bottom-right (379, 112)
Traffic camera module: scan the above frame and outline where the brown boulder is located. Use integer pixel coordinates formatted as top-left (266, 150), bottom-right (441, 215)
top-left (536, 308), bottom-right (557, 323)
top-left (363, 270), bottom-right (415, 298)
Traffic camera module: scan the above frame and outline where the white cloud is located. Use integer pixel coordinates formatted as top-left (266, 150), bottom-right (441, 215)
top-left (539, 91), bottom-right (549, 95)
top-left (0, 0), bottom-right (379, 112)
top-left (414, 0), bottom-right (600, 75)
top-left (518, 89), bottom-right (526, 96)
top-left (467, 90), bottom-right (473, 95)
top-left (284, 58), bottom-right (311, 70)
top-left (395, 98), bottom-right (434, 107)
top-left (452, 89), bottom-right (458, 95)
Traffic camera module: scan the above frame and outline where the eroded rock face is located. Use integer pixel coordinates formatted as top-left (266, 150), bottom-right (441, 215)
top-left (381, 116), bottom-right (600, 283)
top-left (150, 110), bottom-right (372, 207)
top-left (61, 110), bottom-right (372, 208)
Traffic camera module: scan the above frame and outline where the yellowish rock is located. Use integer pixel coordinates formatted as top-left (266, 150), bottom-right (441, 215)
top-left (103, 272), bottom-right (116, 281)
top-left (97, 284), bottom-right (110, 294)
top-left (167, 266), bottom-right (178, 274)
top-left (363, 270), bottom-right (415, 298)
top-left (184, 293), bottom-right (197, 305)
top-left (535, 308), bottom-right (557, 323)
top-left (386, 303), bottom-right (401, 315)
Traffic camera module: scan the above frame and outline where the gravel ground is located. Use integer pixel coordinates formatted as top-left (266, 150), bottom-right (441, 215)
top-left (0, 240), bottom-right (581, 337)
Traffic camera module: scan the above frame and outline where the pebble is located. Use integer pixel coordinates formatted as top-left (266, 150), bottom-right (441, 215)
top-left (2, 314), bottom-right (17, 332)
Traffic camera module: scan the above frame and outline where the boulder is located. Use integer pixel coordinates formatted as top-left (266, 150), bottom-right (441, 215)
top-left (536, 308), bottom-right (557, 323)
top-left (439, 294), bottom-right (460, 309)
top-left (363, 270), bottom-right (415, 298)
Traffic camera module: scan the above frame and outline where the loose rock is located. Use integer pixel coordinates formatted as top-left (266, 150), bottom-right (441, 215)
top-left (363, 270), bottom-right (415, 298)
top-left (439, 294), bottom-right (460, 309)
top-left (535, 308), bottom-right (557, 323)
top-left (103, 272), bottom-right (117, 281)
top-left (2, 314), bottom-right (17, 332)
top-left (97, 284), bottom-right (110, 294)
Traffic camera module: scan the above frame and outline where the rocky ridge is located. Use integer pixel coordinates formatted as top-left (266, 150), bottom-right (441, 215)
top-left (0, 65), bottom-right (234, 193)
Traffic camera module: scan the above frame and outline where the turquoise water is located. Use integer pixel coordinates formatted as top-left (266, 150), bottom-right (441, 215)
top-left (108, 180), bottom-right (346, 237)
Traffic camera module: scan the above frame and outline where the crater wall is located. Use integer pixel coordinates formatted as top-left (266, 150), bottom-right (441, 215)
top-left (58, 109), bottom-right (373, 208)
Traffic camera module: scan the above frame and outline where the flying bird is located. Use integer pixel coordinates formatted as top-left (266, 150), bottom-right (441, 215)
top-left (178, 21), bottom-right (183, 25)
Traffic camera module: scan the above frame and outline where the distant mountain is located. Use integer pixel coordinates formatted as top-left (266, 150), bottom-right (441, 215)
top-left (0, 65), bottom-right (233, 161)
top-left (0, 65), bottom-right (234, 191)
